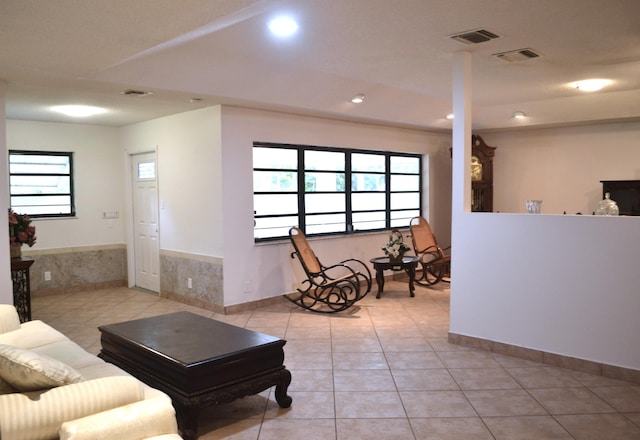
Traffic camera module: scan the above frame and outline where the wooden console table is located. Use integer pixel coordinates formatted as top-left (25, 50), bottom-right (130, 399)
top-left (11, 257), bottom-right (34, 323)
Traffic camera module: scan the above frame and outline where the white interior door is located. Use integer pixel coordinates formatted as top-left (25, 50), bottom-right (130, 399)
top-left (132, 152), bottom-right (160, 292)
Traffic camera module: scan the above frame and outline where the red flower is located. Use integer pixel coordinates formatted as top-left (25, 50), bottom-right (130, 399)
top-left (8, 209), bottom-right (37, 247)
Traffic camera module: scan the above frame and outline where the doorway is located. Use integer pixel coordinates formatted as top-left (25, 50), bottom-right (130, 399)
top-left (131, 152), bottom-right (160, 292)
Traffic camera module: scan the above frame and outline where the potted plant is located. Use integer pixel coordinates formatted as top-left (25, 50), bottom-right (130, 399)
top-left (8, 209), bottom-right (37, 258)
top-left (382, 229), bottom-right (411, 263)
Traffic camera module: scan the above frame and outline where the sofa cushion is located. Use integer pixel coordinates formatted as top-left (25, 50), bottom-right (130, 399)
top-left (0, 376), bottom-right (145, 440)
top-left (0, 344), bottom-right (83, 391)
top-left (0, 305), bottom-right (21, 334)
top-left (0, 320), bottom-right (69, 349)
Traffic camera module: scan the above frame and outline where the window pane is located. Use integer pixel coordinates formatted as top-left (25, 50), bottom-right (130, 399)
top-left (254, 216), bottom-right (298, 239)
top-left (254, 194), bottom-right (298, 215)
top-left (305, 150), bottom-right (344, 171)
top-left (352, 193), bottom-right (385, 211)
top-left (305, 193), bottom-right (345, 213)
top-left (9, 154), bottom-right (70, 174)
top-left (352, 153), bottom-right (385, 172)
top-left (391, 209), bottom-right (420, 220)
top-left (10, 175), bottom-right (70, 194)
top-left (391, 156), bottom-right (420, 173)
top-left (352, 211), bottom-right (386, 231)
top-left (306, 214), bottom-right (346, 234)
top-left (254, 171), bottom-right (297, 192)
top-left (16, 205), bottom-right (72, 216)
top-left (253, 147), bottom-right (297, 169)
top-left (137, 162), bottom-right (155, 180)
top-left (352, 173), bottom-right (385, 191)
top-left (391, 209), bottom-right (420, 228)
top-left (11, 196), bottom-right (72, 215)
top-left (391, 192), bottom-right (420, 210)
top-left (305, 172), bottom-right (345, 192)
top-left (391, 174), bottom-right (419, 191)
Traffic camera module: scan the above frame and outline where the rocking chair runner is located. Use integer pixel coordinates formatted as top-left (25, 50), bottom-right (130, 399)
top-left (409, 216), bottom-right (451, 286)
top-left (287, 227), bottom-right (372, 313)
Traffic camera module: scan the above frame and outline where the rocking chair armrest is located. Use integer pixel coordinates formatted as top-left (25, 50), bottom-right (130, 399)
top-left (416, 244), bottom-right (442, 255)
top-left (338, 258), bottom-right (372, 280)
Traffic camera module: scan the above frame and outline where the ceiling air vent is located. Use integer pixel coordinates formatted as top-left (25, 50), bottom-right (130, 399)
top-left (121, 89), bottom-right (153, 97)
top-left (493, 48), bottom-right (541, 62)
top-left (449, 28), bottom-right (500, 45)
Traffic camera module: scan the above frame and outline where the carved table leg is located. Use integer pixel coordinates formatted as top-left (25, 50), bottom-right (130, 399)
top-left (275, 368), bottom-right (293, 408)
top-left (407, 263), bottom-right (416, 297)
top-left (174, 402), bottom-right (199, 440)
top-left (375, 266), bottom-right (385, 299)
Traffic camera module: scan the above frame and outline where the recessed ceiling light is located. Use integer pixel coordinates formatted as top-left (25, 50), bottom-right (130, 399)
top-left (51, 105), bottom-right (107, 117)
top-left (512, 111), bottom-right (526, 119)
top-left (268, 16), bottom-right (298, 37)
top-left (571, 79), bottom-right (611, 92)
top-left (350, 94), bottom-right (365, 104)
top-left (446, 113), bottom-right (454, 120)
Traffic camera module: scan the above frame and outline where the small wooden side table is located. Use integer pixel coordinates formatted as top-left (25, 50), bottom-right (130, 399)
top-left (11, 257), bottom-right (35, 323)
top-left (369, 256), bottom-right (420, 299)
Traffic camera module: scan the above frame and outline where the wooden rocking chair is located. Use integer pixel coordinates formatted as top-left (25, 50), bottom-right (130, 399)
top-left (409, 216), bottom-right (451, 286)
top-left (287, 227), bottom-right (372, 313)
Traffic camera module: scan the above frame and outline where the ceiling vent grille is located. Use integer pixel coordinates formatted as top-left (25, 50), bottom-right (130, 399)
top-left (449, 29), bottom-right (500, 45)
top-left (493, 48), bottom-right (541, 62)
top-left (121, 89), bottom-right (153, 97)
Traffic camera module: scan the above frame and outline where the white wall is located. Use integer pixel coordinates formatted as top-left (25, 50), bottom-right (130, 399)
top-left (220, 107), bottom-right (452, 307)
top-left (120, 107), bottom-right (223, 257)
top-left (6, 120), bottom-right (124, 249)
top-left (451, 120), bottom-right (640, 371)
top-left (481, 121), bottom-right (640, 215)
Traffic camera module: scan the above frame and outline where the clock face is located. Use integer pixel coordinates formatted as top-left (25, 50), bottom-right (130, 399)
top-left (471, 155), bottom-right (483, 181)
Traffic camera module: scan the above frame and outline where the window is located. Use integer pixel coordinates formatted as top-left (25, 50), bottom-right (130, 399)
top-left (253, 142), bottom-right (422, 241)
top-left (9, 150), bottom-right (75, 217)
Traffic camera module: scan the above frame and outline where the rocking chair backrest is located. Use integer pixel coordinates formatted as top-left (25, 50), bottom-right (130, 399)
top-left (289, 227), bottom-right (322, 275)
top-left (409, 216), bottom-right (438, 254)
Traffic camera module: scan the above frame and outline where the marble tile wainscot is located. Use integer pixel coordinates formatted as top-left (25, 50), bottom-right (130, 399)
top-left (27, 244), bottom-right (127, 296)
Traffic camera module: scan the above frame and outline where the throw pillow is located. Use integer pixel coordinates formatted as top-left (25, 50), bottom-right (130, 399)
top-left (0, 343), bottom-right (83, 391)
top-left (0, 376), bottom-right (16, 394)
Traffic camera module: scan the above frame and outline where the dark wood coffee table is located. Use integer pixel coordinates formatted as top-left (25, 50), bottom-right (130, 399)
top-left (98, 311), bottom-right (292, 440)
top-left (370, 255), bottom-right (420, 298)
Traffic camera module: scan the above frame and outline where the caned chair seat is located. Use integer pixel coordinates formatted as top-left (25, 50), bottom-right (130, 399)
top-left (287, 227), bottom-right (371, 313)
top-left (409, 216), bottom-right (450, 286)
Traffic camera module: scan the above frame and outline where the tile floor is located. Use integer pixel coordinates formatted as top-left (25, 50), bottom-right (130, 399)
top-left (31, 280), bottom-right (640, 440)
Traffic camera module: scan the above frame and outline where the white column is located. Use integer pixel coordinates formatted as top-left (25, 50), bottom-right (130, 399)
top-left (451, 51), bottom-right (472, 215)
top-left (0, 80), bottom-right (14, 304)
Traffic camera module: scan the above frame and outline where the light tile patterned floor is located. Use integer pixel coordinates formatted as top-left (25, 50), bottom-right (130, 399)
top-left (32, 281), bottom-right (640, 439)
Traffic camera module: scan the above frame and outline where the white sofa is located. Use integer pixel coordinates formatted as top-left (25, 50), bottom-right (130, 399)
top-left (0, 304), bottom-right (182, 440)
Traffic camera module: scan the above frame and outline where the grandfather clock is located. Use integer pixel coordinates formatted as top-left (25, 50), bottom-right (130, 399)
top-left (470, 134), bottom-right (496, 212)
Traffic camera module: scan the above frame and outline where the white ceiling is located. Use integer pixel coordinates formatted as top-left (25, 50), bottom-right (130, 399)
top-left (2, 0), bottom-right (640, 130)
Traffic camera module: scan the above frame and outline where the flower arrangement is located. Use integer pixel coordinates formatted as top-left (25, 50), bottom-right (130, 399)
top-left (382, 229), bottom-right (411, 260)
top-left (8, 209), bottom-right (37, 247)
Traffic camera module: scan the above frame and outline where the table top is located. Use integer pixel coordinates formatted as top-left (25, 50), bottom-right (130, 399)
top-left (10, 257), bottom-right (35, 270)
top-left (99, 311), bottom-right (284, 366)
top-left (370, 255), bottom-right (420, 265)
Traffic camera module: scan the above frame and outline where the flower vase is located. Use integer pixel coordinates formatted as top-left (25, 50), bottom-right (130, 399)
top-left (389, 254), bottom-right (404, 264)
top-left (10, 244), bottom-right (22, 258)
